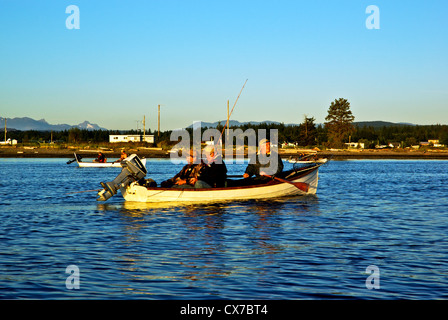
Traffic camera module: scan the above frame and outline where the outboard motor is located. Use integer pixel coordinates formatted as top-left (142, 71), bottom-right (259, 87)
top-left (97, 154), bottom-right (147, 201)
top-left (67, 153), bottom-right (82, 164)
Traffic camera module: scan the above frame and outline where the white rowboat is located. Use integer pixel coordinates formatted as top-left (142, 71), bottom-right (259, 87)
top-left (96, 154), bottom-right (321, 203)
top-left (288, 158), bottom-right (328, 164)
top-left (72, 152), bottom-right (147, 168)
top-left (121, 167), bottom-right (319, 203)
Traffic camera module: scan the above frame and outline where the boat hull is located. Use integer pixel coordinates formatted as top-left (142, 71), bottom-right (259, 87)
top-left (120, 166), bottom-right (319, 203)
top-left (288, 158), bottom-right (328, 164)
top-left (77, 157), bottom-right (146, 168)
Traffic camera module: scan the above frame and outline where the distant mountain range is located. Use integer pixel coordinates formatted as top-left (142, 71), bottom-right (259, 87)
top-left (2, 117), bottom-right (107, 131)
top-left (353, 121), bottom-right (416, 128)
top-left (1, 117), bottom-right (417, 132)
top-left (186, 120), bottom-right (282, 129)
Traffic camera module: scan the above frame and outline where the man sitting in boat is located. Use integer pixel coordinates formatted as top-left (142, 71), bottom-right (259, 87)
top-left (196, 145), bottom-right (228, 188)
top-left (94, 152), bottom-right (107, 163)
top-left (161, 149), bottom-right (204, 188)
top-left (114, 150), bottom-right (128, 163)
top-left (243, 138), bottom-right (283, 182)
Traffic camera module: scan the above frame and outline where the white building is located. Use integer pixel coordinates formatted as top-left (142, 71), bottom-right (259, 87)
top-left (0, 138), bottom-right (17, 145)
top-left (345, 142), bottom-right (365, 149)
top-left (109, 135), bottom-right (154, 143)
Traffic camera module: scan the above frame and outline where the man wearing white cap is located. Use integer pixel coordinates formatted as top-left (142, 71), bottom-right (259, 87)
top-left (196, 145), bottom-right (227, 188)
top-left (243, 138), bottom-right (283, 180)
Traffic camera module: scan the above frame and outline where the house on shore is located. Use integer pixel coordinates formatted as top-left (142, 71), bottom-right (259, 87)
top-left (421, 140), bottom-right (445, 148)
top-left (0, 138), bottom-right (17, 145)
top-left (109, 134), bottom-right (154, 144)
top-left (345, 142), bottom-right (365, 149)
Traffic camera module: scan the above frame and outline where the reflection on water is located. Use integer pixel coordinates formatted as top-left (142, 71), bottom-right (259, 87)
top-left (97, 196), bottom-right (324, 296)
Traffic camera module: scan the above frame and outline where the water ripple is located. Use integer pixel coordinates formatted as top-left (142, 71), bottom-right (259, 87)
top-left (1, 159), bottom-right (448, 299)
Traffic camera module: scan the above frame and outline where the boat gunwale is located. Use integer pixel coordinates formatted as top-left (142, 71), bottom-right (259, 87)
top-left (138, 165), bottom-right (319, 192)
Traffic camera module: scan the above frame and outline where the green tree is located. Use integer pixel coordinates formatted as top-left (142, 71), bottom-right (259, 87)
top-left (324, 98), bottom-right (355, 148)
top-left (68, 128), bottom-right (82, 143)
top-left (298, 115), bottom-right (316, 146)
top-left (439, 129), bottom-right (448, 146)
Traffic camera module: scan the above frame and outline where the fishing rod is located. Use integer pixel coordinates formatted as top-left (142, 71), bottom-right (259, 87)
top-left (219, 79), bottom-right (248, 139)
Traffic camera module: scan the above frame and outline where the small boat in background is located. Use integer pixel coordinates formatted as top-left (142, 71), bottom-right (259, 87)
top-left (288, 157), bottom-right (328, 164)
top-left (288, 153), bottom-right (328, 164)
top-left (67, 152), bottom-right (146, 168)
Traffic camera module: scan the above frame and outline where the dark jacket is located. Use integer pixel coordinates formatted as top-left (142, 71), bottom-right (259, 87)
top-left (245, 152), bottom-right (283, 177)
top-left (197, 156), bottom-right (228, 187)
top-left (161, 163), bottom-right (202, 188)
top-left (96, 153), bottom-right (106, 163)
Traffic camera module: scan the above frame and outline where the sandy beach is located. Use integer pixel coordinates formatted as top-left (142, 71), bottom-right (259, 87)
top-left (0, 146), bottom-right (170, 159)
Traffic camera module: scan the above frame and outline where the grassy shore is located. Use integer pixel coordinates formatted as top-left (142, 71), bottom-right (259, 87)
top-left (1, 145), bottom-right (448, 160)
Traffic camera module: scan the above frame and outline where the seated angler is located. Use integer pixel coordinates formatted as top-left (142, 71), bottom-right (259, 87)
top-left (161, 149), bottom-right (203, 188)
top-left (195, 145), bottom-right (228, 188)
top-left (114, 149), bottom-right (128, 163)
top-left (243, 138), bottom-right (283, 182)
top-left (94, 152), bottom-right (107, 163)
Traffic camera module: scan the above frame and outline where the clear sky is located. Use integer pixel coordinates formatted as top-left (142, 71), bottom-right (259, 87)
top-left (0, 0), bottom-right (447, 130)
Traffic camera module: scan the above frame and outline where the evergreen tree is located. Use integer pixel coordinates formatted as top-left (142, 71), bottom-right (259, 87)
top-left (298, 115), bottom-right (316, 146)
top-left (324, 98), bottom-right (355, 148)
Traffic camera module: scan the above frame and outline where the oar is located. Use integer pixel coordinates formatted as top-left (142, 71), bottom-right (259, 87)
top-left (301, 153), bottom-right (315, 160)
top-left (262, 174), bottom-right (309, 192)
top-left (228, 174), bottom-right (309, 192)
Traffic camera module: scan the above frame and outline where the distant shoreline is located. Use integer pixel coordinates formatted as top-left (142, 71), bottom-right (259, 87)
top-left (1, 147), bottom-right (448, 160)
top-left (319, 151), bottom-right (448, 160)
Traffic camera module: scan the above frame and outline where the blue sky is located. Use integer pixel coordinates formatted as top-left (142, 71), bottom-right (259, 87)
top-left (0, 0), bottom-right (447, 130)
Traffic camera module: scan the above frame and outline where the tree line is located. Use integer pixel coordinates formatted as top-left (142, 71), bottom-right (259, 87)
top-left (3, 98), bottom-right (447, 148)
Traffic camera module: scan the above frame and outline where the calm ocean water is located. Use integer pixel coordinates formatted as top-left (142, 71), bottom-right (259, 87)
top-left (1, 157), bottom-right (447, 300)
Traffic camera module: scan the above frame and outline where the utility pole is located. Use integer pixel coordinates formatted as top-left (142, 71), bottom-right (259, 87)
top-left (143, 115), bottom-right (146, 142)
top-left (158, 104), bottom-right (161, 139)
top-left (226, 100), bottom-right (229, 139)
